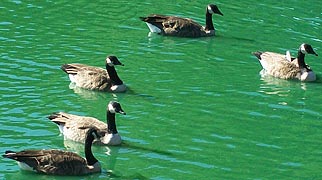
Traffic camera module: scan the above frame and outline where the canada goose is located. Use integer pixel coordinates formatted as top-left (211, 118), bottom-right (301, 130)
top-left (253, 43), bottom-right (318, 81)
top-left (2, 127), bottom-right (101, 176)
top-left (48, 101), bottom-right (126, 145)
top-left (139, 4), bottom-right (223, 37)
top-left (61, 56), bottom-right (126, 92)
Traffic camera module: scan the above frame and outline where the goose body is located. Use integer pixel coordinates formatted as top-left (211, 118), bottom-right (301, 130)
top-left (2, 128), bottom-right (101, 176)
top-left (140, 4), bottom-right (223, 37)
top-left (253, 43), bottom-right (318, 81)
top-left (61, 56), bottom-right (126, 92)
top-left (48, 101), bottom-right (126, 146)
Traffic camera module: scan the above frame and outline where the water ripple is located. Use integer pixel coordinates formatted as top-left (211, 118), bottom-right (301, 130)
top-left (140, 152), bottom-right (214, 169)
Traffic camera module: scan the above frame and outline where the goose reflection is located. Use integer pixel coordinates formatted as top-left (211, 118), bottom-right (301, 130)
top-left (259, 75), bottom-right (308, 97)
top-left (68, 83), bottom-right (107, 100)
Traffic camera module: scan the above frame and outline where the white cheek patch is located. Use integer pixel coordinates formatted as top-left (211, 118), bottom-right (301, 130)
top-left (106, 58), bottom-right (114, 66)
top-left (106, 57), bottom-right (111, 63)
top-left (300, 44), bottom-right (307, 54)
top-left (108, 103), bottom-right (116, 113)
top-left (207, 6), bottom-right (214, 14)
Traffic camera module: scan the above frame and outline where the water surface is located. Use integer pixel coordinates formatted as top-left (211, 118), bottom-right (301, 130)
top-left (1, 1), bottom-right (321, 179)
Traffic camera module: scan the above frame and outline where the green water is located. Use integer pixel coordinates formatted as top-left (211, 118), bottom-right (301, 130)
top-left (1, 1), bottom-right (321, 179)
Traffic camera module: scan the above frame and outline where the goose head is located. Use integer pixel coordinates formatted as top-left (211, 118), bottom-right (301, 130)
top-left (300, 44), bottom-right (318, 56)
top-left (108, 101), bottom-right (126, 115)
top-left (100, 101), bottom-right (126, 145)
top-left (207, 4), bottom-right (223, 16)
top-left (87, 127), bottom-right (102, 140)
top-left (106, 56), bottom-right (124, 67)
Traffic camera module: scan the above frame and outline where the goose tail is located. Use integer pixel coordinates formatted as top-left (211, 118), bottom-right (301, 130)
top-left (252, 51), bottom-right (263, 60)
top-left (139, 15), bottom-right (167, 22)
top-left (61, 64), bottom-right (78, 75)
top-left (47, 113), bottom-right (64, 123)
top-left (2, 150), bottom-right (17, 158)
top-left (140, 15), bottom-right (166, 33)
top-left (48, 112), bottom-right (67, 134)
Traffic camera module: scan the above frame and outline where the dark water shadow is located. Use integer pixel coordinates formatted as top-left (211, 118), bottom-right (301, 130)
top-left (105, 172), bottom-right (149, 180)
top-left (121, 141), bottom-right (172, 156)
top-left (69, 83), bottom-right (157, 103)
top-left (218, 34), bottom-right (256, 43)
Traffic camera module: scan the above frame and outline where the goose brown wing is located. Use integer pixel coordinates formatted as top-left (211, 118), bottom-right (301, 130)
top-left (61, 64), bottom-right (105, 75)
top-left (61, 64), bottom-right (110, 90)
top-left (163, 17), bottom-right (204, 37)
top-left (140, 15), bottom-right (204, 37)
top-left (3, 150), bottom-right (44, 168)
top-left (77, 70), bottom-right (110, 90)
top-left (260, 52), bottom-right (288, 63)
top-left (35, 150), bottom-right (88, 175)
top-left (49, 112), bottom-right (106, 129)
top-left (48, 112), bottom-right (107, 142)
top-left (258, 52), bottom-right (300, 79)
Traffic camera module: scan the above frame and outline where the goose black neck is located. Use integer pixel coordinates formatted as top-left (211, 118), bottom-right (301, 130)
top-left (107, 111), bottom-right (118, 134)
top-left (297, 50), bottom-right (307, 69)
top-left (205, 12), bottom-right (214, 31)
top-left (84, 131), bottom-right (98, 165)
top-left (106, 65), bottom-right (123, 85)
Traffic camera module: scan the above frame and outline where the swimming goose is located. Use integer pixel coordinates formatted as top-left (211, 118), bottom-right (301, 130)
top-left (140, 4), bottom-right (223, 37)
top-left (2, 127), bottom-right (101, 176)
top-left (48, 101), bottom-right (126, 145)
top-left (61, 55), bottom-right (126, 92)
top-left (253, 43), bottom-right (318, 81)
